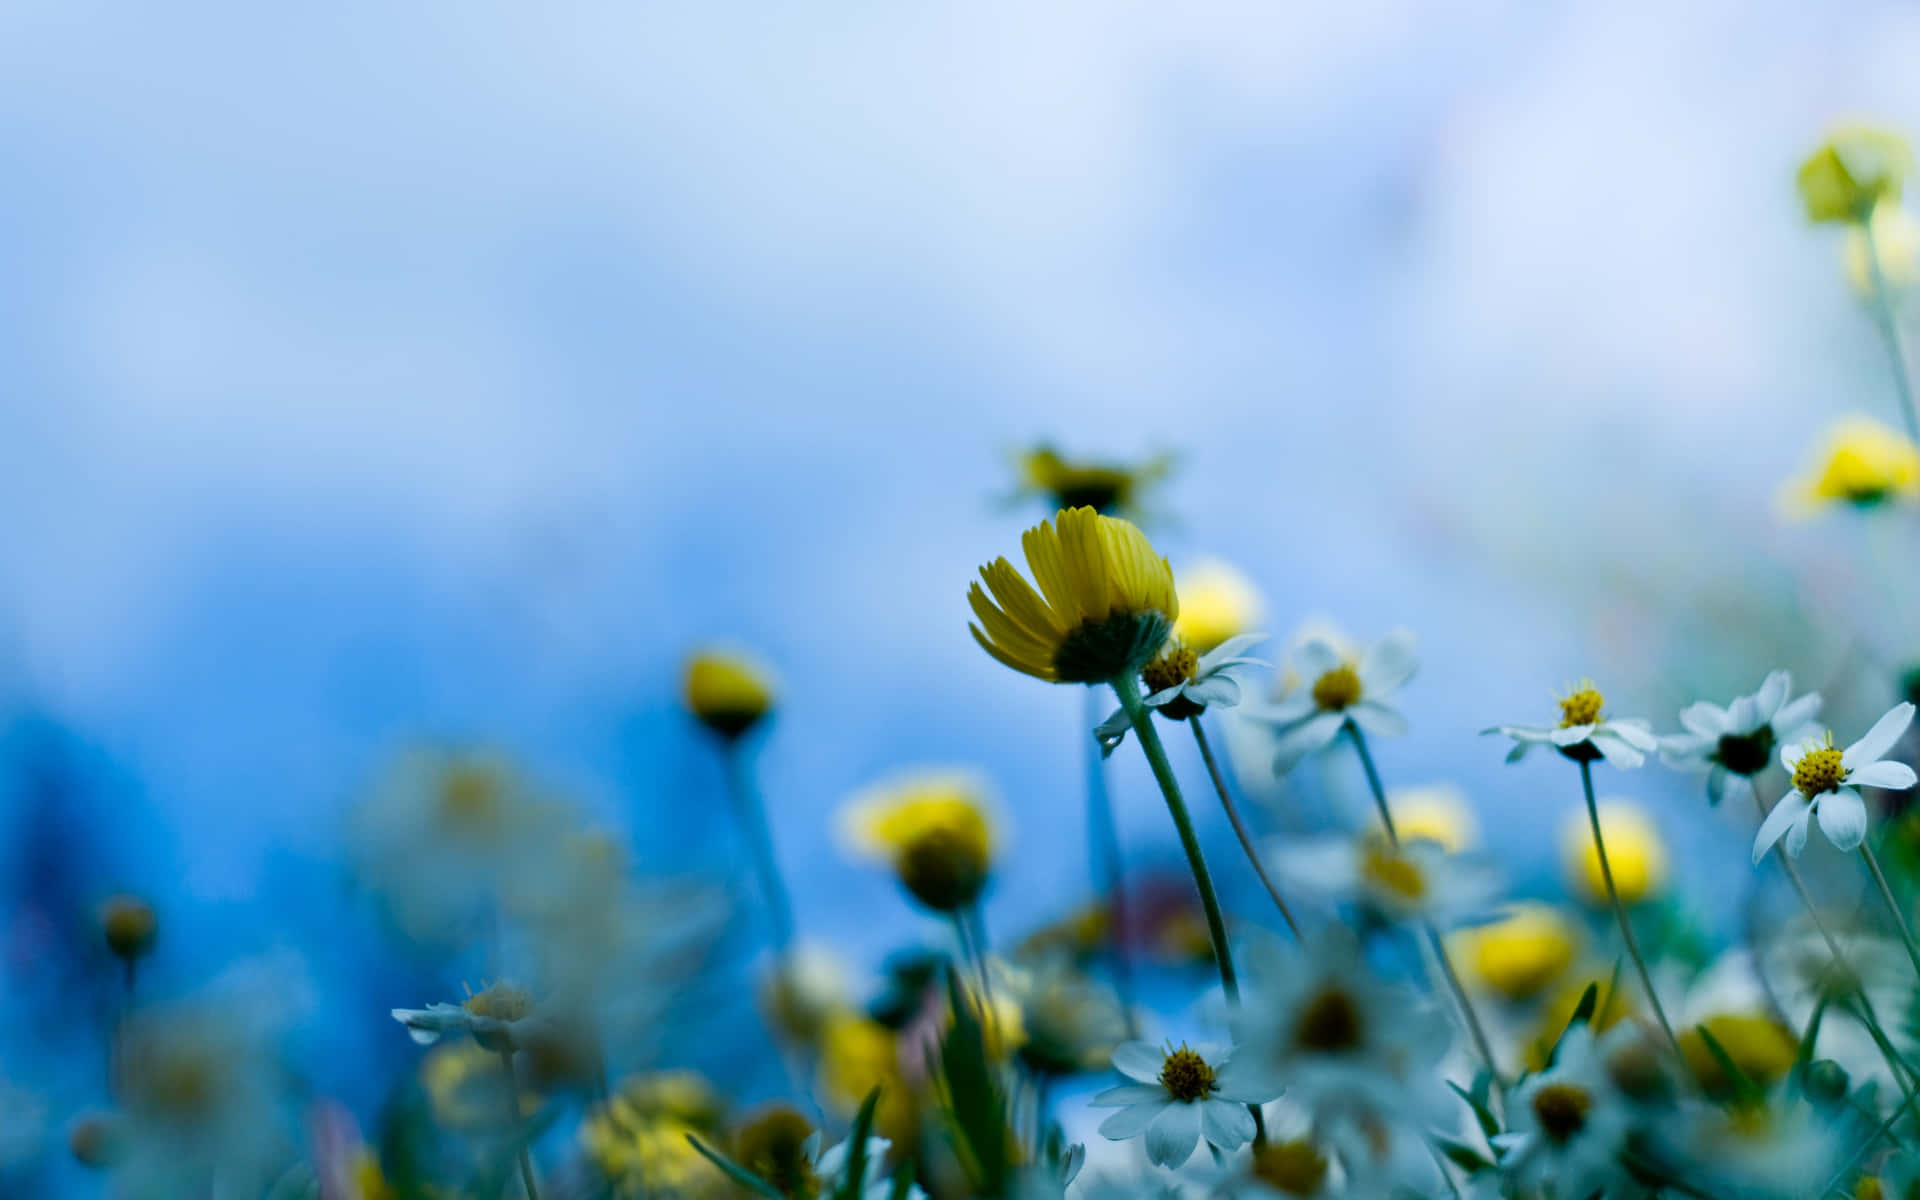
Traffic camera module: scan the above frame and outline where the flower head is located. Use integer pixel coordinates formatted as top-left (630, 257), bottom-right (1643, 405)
top-left (1663, 670), bottom-right (1824, 806)
top-left (579, 1075), bottom-right (730, 1200)
top-left (1255, 629), bottom-right (1418, 772)
top-left (683, 647), bottom-right (777, 739)
top-left (1089, 1040), bottom-right (1278, 1168)
top-left (1488, 680), bottom-right (1659, 768)
top-left (1800, 125), bottom-right (1913, 224)
top-left (969, 507), bottom-right (1178, 685)
top-left (392, 980), bottom-right (541, 1053)
top-left (1094, 633), bottom-right (1268, 753)
top-left (1385, 784), bottom-right (1477, 851)
top-left (1270, 831), bottom-right (1500, 928)
top-left (1752, 703), bottom-right (1917, 862)
top-left (1012, 444), bottom-right (1173, 518)
top-left (1450, 902), bottom-right (1580, 1002)
top-left (1172, 558), bottom-right (1264, 653)
top-left (1493, 1025), bottom-right (1637, 1200)
top-left (1561, 800), bottom-right (1669, 907)
top-left (840, 771), bottom-right (998, 912)
top-left (100, 894), bottom-right (158, 962)
top-left (1781, 416), bottom-right (1920, 513)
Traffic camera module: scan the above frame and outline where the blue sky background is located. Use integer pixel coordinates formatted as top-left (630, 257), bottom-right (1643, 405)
top-left (9, 0), bottom-right (1920, 1187)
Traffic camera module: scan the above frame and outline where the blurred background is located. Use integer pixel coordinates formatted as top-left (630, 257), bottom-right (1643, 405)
top-left (9, 0), bottom-right (1920, 1192)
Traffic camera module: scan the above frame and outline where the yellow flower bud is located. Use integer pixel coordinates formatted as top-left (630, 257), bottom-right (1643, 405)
top-left (1451, 902), bottom-right (1578, 1002)
top-left (1561, 801), bottom-right (1668, 908)
top-left (1800, 126), bottom-right (1913, 224)
top-left (100, 895), bottom-right (157, 962)
top-left (683, 648), bottom-right (777, 739)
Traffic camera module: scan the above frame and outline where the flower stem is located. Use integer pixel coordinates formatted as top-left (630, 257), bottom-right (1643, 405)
top-left (1190, 717), bottom-right (1301, 938)
top-left (1861, 211), bottom-right (1920, 444)
top-left (1345, 720), bottom-right (1503, 1091)
top-left (498, 1048), bottom-right (542, 1200)
top-left (723, 741), bottom-right (794, 953)
top-left (1082, 687), bottom-right (1140, 1037)
top-left (1578, 759), bottom-right (1684, 1060)
top-left (1859, 842), bottom-right (1920, 986)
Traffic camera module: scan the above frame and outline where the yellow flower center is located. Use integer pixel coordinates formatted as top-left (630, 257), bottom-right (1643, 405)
top-left (733, 1106), bottom-right (821, 1200)
top-left (1794, 742), bottom-right (1847, 797)
top-left (1157, 1045), bottom-right (1217, 1102)
top-left (1251, 1140), bottom-right (1329, 1196)
top-left (439, 765), bottom-right (505, 835)
top-left (1142, 644), bottom-right (1198, 694)
top-left (1531, 1082), bottom-right (1592, 1144)
top-left (1311, 665), bottom-right (1363, 712)
top-left (464, 983), bottom-right (534, 1022)
top-left (1559, 686), bottom-right (1604, 729)
top-left (1360, 843), bottom-right (1427, 902)
top-left (1293, 986), bottom-right (1364, 1053)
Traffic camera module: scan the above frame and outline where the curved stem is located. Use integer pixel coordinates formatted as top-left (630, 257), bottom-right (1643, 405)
top-left (1082, 687), bottom-right (1140, 1036)
top-left (1345, 721), bottom-right (1503, 1091)
top-left (1579, 759), bottom-right (1684, 1060)
top-left (498, 1049), bottom-right (542, 1200)
top-left (1861, 211), bottom-right (1920, 443)
top-left (1190, 717), bottom-right (1301, 938)
top-left (724, 741), bottom-right (794, 953)
top-left (1859, 842), bottom-right (1920, 986)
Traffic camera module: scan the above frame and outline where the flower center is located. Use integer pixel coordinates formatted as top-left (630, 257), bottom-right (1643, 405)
top-left (1559, 686), bottom-right (1604, 729)
top-left (1157, 1045), bottom-right (1217, 1102)
top-left (1293, 986), bottom-right (1364, 1053)
top-left (1142, 644), bottom-right (1198, 694)
top-left (1052, 611), bottom-right (1174, 685)
top-left (1793, 744), bottom-right (1847, 797)
top-left (1715, 726), bottom-right (1777, 777)
top-left (1311, 665), bottom-right (1363, 712)
top-left (734, 1106), bottom-right (820, 1200)
top-left (464, 982), bottom-right (534, 1022)
top-left (1530, 1082), bottom-right (1592, 1144)
top-left (1360, 844), bottom-right (1427, 902)
top-left (1251, 1140), bottom-right (1329, 1196)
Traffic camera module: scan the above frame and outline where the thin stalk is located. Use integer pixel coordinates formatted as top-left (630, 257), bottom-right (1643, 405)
top-left (1081, 688), bottom-right (1140, 1037)
top-left (723, 741), bottom-right (794, 953)
top-left (1190, 717), bottom-right (1301, 937)
top-left (952, 907), bottom-right (997, 1020)
top-left (497, 1049), bottom-right (542, 1200)
top-left (112, 958), bottom-right (136, 1097)
top-left (1345, 721), bottom-right (1503, 1091)
top-left (1578, 759), bottom-right (1684, 1060)
top-left (1860, 842), bottom-right (1920, 986)
top-left (1861, 210), bottom-right (1920, 444)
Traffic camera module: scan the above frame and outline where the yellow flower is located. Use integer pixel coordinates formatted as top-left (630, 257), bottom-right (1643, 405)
top-left (1780, 416), bottom-right (1920, 512)
top-left (818, 1014), bottom-right (916, 1141)
top-left (579, 1072), bottom-right (730, 1198)
top-left (1800, 126), bottom-right (1913, 224)
top-left (1561, 801), bottom-right (1668, 908)
top-left (841, 771), bottom-right (998, 912)
top-left (1523, 975), bottom-right (1632, 1072)
top-left (1449, 903), bottom-right (1578, 1002)
top-left (1845, 203), bottom-right (1920, 296)
top-left (1680, 1012), bottom-right (1798, 1099)
top-left (1171, 558), bottom-right (1264, 654)
top-left (683, 647), bottom-right (777, 739)
top-left (1387, 785), bottom-right (1477, 852)
top-left (1014, 444), bottom-right (1173, 517)
top-left (968, 506), bottom-right (1179, 684)
top-left (421, 1042), bottom-right (542, 1131)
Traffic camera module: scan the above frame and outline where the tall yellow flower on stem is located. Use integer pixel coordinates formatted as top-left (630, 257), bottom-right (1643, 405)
top-left (1778, 416), bottom-right (1920, 513)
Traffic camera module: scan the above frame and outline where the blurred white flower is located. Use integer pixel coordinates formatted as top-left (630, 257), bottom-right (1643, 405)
top-left (1493, 1024), bottom-right (1636, 1200)
top-left (1252, 630), bottom-right (1418, 773)
top-left (1661, 670), bottom-right (1822, 808)
top-left (1268, 831), bottom-right (1500, 928)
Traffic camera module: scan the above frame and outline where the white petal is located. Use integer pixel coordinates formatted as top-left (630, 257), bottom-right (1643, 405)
top-left (1347, 700), bottom-right (1408, 738)
top-left (1110, 1041), bottom-right (1165, 1083)
top-left (1781, 741), bottom-right (1808, 772)
top-left (1143, 682), bottom-right (1188, 707)
top-left (1607, 720), bottom-right (1660, 752)
top-left (1549, 725), bottom-right (1595, 747)
top-left (1199, 1098), bottom-right (1257, 1150)
top-left (1786, 805), bottom-right (1813, 857)
top-left (1679, 702), bottom-right (1731, 738)
top-left (1721, 772), bottom-right (1755, 809)
top-left (1845, 703), bottom-right (1916, 769)
top-left (1098, 1101), bottom-right (1166, 1141)
top-left (1755, 671), bottom-right (1791, 721)
top-left (1753, 793), bottom-right (1809, 864)
top-left (1094, 708), bottom-right (1131, 758)
top-left (1818, 789), bottom-right (1870, 851)
top-left (1590, 730), bottom-right (1646, 770)
top-left (1357, 628), bottom-right (1419, 696)
top-left (1185, 676), bottom-right (1241, 708)
top-left (1249, 694), bottom-right (1317, 724)
top-left (1726, 695), bottom-right (1759, 732)
top-left (1143, 1101), bottom-right (1202, 1168)
top-left (1706, 766), bottom-right (1728, 806)
top-left (1199, 633), bottom-right (1269, 669)
top-left (1774, 693), bottom-right (1823, 735)
top-left (1211, 1060), bottom-right (1283, 1105)
top-left (1272, 711), bottom-right (1346, 773)
top-left (1090, 1084), bottom-right (1168, 1108)
top-left (1852, 760), bottom-right (1919, 790)
top-left (1292, 639), bottom-right (1342, 681)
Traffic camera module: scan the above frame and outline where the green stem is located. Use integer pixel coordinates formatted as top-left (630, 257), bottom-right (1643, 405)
top-left (1113, 680), bottom-right (1238, 1004)
top-left (1345, 720), bottom-right (1503, 1092)
top-left (724, 741), bottom-right (794, 953)
top-left (1082, 688), bottom-right (1140, 1037)
top-left (1191, 717), bottom-right (1301, 938)
top-left (1578, 759), bottom-right (1685, 1060)
top-left (1860, 842), bottom-right (1920, 987)
top-left (1861, 210), bottom-right (1920, 444)
top-left (498, 1048), bottom-right (542, 1200)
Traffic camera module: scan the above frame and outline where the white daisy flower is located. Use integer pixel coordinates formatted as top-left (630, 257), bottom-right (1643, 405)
top-left (1252, 629), bottom-right (1418, 773)
top-left (1486, 680), bottom-right (1660, 770)
top-left (1096, 633), bottom-right (1269, 756)
top-left (1089, 1040), bottom-right (1280, 1169)
top-left (1661, 670), bottom-right (1824, 807)
top-left (1493, 1024), bottom-right (1637, 1200)
top-left (1659, 1092), bottom-right (1842, 1199)
top-left (1752, 702), bottom-right (1917, 862)
top-left (1266, 832), bottom-right (1500, 928)
top-left (392, 982), bottom-right (541, 1052)
top-left (813, 1134), bottom-right (929, 1200)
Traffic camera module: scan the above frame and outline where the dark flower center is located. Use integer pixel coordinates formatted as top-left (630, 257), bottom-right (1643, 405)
top-left (1714, 726), bottom-right (1777, 777)
top-left (1293, 987), bottom-right (1364, 1053)
top-left (1531, 1082), bottom-right (1592, 1144)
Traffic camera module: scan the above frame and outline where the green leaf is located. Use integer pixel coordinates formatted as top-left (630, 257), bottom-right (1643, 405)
top-left (888, 1155), bottom-right (920, 1200)
top-left (936, 964), bottom-right (1011, 1192)
top-left (1692, 1023), bottom-right (1764, 1105)
top-left (1447, 1079), bottom-right (1501, 1145)
top-left (686, 1135), bottom-right (787, 1200)
top-left (833, 1088), bottom-right (883, 1200)
top-left (1432, 1136), bottom-right (1493, 1174)
top-left (1790, 992), bottom-right (1831, 1095)
top-left (1546, 982), bottom-right (1600, 1068)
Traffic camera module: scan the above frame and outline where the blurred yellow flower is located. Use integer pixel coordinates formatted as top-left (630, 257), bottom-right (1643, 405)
top-left (683, 647), bottom-right (777, 739)
top-left (1523, 974), bottom-right (1633, 1072)
top-left (579, 1079), bottom-right (729, 1200)
top-left (732, 1106), bottom-right (821, 1198)
top-left (1779, 416), bottom-right (1920, 512)
top-left (1171, 558), bottom-right (1264, 654)
top-left (818, 1014), bottom-right (916, 1140)
top-left (1680, 1012), bottom-right (1798, 1098)
top-left (1387, 785), bottom-right (1478, 852)
top-left (1451, 902), bottom-right (1579, 1002)
top-left (1561, 801), bottom-right (1668, 908)
top-left (841, 771), bottom-right (998, 912)
top-left (422, 1043), bottom-right (541, 1131)
top-left (1845, 204), bottom-right (1920, 296)
top-left (1800, 126), bottom-right (1913, 224)
top-left (1014, 444), bottom-right (1173, 517)
top-left (968, 506), bottom-right (1178, 685)
top-left (100, 895), bottom-right (158, 962)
